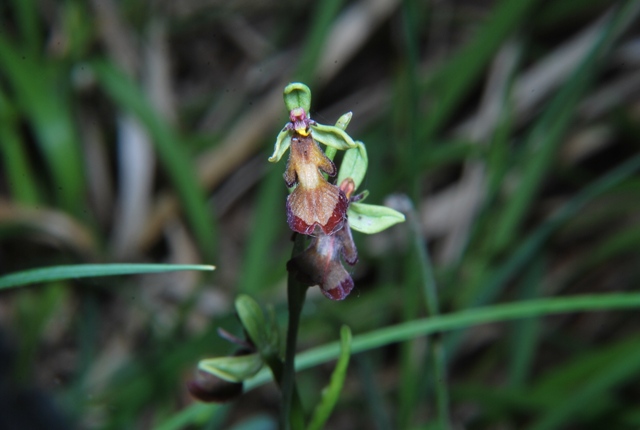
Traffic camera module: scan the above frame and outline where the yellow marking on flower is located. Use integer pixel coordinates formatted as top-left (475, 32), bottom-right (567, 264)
top-left (295, 126), bottom-right (310, 136)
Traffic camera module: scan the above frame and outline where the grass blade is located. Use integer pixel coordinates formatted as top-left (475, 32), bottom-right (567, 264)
top-left (161, 291), bottom-right (640, 429)
top-left (306, 326), bottom-right (352, 430)
top-left (418, 0), bottom-right (538, 142)
top-left (0, 264), bottom-right (215, 290)
top-left (528, 338), bottom-right (640, 430)
top-left (0, 89), bottom-right (40, 205)
top-left (0, 39), bottom-right (85, 214)
top-left (490, 1), bottom-right (640, 251)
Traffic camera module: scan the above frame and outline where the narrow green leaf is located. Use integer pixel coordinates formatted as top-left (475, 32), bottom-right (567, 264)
top-left (491, 1), bottom-right (640, 251)
top-left (293, 0), bottom-right (345, 83)
top-left (235, 295), bottom-right (272, 354)
top-left (239, 166), bottom-right (286, 294)
top-left (418, 0), bottom-right (538, 143)
top-left (0, 40), bottom-right (85, 214)
top-left (307, 326), bottom-right (352, 430)
top-left (508, 257), bottom-right (544, 388)
top-left (528, 338), bottom-right (640, 430)
top-left (0, 89), bottom-right (40, 205)
top-left (480, 152), bottom-right (640, 307)
top-left (348, 202), bottom-right (405, 234)
top-left (0, 264), bottom-right (215, 290)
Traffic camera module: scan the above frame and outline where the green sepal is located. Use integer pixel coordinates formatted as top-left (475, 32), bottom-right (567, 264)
top-left (235, 295), bottom-right (269, 351)
top-left (324, 112), bottom-right (353, 163)
top-left (311, 123), bottom-right (356, 150)
top-left (284, 83), bottom-right (312, 113)
top-left (347, 202), bottom-right (406, 234)
top-left (198, 353), bottom-right (263, 383)
top-left (268, 128), bottom-right (292, 163)
top-left (307, 326), bottom-right (352, 430)
top-left (337, 141), bottom-right (368, 190)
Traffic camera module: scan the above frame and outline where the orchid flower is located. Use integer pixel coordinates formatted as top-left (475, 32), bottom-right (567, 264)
top-left (274, 85), bottom-right (405, 300)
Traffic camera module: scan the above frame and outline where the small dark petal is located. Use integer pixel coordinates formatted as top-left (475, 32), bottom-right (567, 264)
top-left (338, 224), bottom-right (358, 265)
top-left (321, 277), bottom-right (354, 301)
top-left (283, 161), bottom-right (297, 188)
top-left (187, 369), bottom-right (243, 403)
top-left (322, 156), bottom-right (337, 177)
top-left (288, 210), bottom-right (358, 300)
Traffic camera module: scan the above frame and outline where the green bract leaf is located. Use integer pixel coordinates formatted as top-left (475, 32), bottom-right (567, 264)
top-left (337, 141), bottom-right (368, 190)
top-left (311, 123), bottom-right (356, 150)
top-left (334, 111), bottom-right (352, 130)
top-left (307, 326), bottom-right (352, 430)
top-left (199, 353), bottom-right (263, 383)
top-left (284, 82), bottom-right (311, 113)
top-left (348, 202), bottom-right (406, 234)
top-left (268, 129), bottom-right (292, 163)
top-left (235, 295), bottom-right (270, 351)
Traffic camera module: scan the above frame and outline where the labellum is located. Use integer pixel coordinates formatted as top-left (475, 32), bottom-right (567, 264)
top-left (284, 133), bottom-right (348, 235)
top-left (288, 178), bottom-right (359, 300)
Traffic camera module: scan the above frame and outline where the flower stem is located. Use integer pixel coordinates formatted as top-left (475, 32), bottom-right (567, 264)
top-left (281, 234), bottom-right (308, 429)
top-left (406, 197), bottom-right (451, 429)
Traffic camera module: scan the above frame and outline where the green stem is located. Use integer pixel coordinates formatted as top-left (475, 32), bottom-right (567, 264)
top-left (407, 199), bottom-right (451, 429)
top-left (324, 146), bottom-right (337, 161)
top-left (281, 234), bottom-right (308, 429)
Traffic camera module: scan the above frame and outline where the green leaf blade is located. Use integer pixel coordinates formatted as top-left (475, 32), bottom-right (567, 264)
top-left (348, 202), bottom-right (405, 234)
top-left (307, 326), bottom-right (352, 430)
top-left (0, 264), bottom-right (215, 290)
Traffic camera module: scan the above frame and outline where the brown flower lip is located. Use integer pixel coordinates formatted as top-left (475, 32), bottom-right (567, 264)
top-left (284, 133), bottom-right (347, 235)
top-left (288, 223), bottom-right (357, 300)
top-left (287, 178), bottom-right (360, 300)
